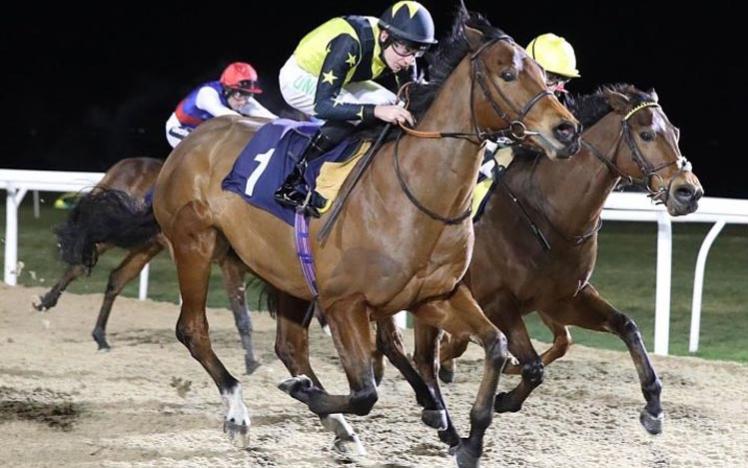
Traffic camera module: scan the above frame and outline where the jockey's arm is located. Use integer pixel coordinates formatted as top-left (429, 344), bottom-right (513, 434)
top-left (240, 98), bottom-right (278, 119)
top-left (313, 35), bottom-right (376, 123)
top-left (195, 86), bottom-right (240, 118)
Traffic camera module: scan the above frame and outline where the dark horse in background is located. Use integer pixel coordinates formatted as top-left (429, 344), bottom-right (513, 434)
top-left (35, 156), bottom-right (264, 375)
top-left (376, 84), bottom-right (701, 438)
top-left (137, 11), bottom-right (579, 468)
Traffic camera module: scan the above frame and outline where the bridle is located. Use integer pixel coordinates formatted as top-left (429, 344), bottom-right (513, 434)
top-left (395, 35), bottom-right (558, 224)
top-left (582, 101), bottom-right (689, 204)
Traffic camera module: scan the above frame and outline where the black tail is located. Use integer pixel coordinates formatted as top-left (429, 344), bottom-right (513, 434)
top-left (55, 189), bottom-right (160, 269)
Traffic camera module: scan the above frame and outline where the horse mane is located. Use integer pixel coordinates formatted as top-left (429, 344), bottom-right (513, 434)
top-left (566, 83), bottom-right (656, 128)
top-left (407, 10), bottom-right (509, 120)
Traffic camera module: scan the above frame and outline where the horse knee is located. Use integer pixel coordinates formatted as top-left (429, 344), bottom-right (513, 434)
top-left (350, 387), bottom-right (378, 416)
top-left (486, 330), bottom-right (509, 370)
top-left (611, 312), bottom-right (642, 341)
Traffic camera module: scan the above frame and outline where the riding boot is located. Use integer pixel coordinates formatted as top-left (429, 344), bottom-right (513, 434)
top-left (274, 131), bottom-right (332, 209)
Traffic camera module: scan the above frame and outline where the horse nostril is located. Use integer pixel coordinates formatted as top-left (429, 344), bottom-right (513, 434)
top-left (675, 185), bottom-right (699, 202)
top-left (553, 121), bottom-right (577, 145)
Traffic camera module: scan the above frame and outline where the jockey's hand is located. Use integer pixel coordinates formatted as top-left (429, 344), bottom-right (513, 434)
top-left (374, 105), bottom-right (415, 126)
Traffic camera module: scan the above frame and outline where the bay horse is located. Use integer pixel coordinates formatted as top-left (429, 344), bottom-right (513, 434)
top-left (376, 84), bottom-right (701, 438)
top-left (148, 11), bottom-right (579, 467)
top-left (35, 156), bottom-right (263, 374)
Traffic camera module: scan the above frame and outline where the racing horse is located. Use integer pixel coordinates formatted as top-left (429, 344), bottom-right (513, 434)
top-left (36, 156), bottom-right (263, 374)
top-left (376, 84), bottom-right (701, 439)
top-left (148, 11), bottom-right (579, 467)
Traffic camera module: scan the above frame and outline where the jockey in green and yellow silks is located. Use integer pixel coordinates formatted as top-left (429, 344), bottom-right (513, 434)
top-left (275, 1), bottom-right (437, 216)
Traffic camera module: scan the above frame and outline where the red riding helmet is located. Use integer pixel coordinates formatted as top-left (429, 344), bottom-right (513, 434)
top-left (220, 62), bottom-right (263, 94)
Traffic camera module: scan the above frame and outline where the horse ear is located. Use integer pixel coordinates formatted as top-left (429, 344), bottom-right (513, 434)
top-left (648, 88), bottom-right (659, 103)
top-left (607, 91), bottom-right (631, 114)
top-left (464, 25), bottom-right (484, 50)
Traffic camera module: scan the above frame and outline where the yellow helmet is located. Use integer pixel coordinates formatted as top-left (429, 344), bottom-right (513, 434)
top-left (526, 33), bottom-right (580, 78)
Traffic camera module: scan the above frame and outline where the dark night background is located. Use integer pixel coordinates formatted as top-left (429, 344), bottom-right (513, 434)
top-left (2, 2), bottom-right (744, 197)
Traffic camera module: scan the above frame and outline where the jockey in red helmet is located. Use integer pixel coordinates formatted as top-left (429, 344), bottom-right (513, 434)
top-left (165, 62), bottom-right (276, 148)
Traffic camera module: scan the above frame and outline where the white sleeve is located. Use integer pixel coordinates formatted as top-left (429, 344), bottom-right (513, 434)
top-left (240, 98), bottom-right (278, 119)
top-left (195, 87), bottom-right (240, 118)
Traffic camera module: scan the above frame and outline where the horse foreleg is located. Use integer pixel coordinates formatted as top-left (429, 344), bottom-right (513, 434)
top-left (92, 241), bottom-right (162, 350)
top-left (34, 244), bottom-right (111, 311)
top-left (546, 284), bottom-right (664, 435)
top-left (413, 284), bottom-right (508, 468)
top-left (274, 293), bottom-right (364, 455)
top-left (172, 202), bottom-right (249, 445)
top-left (219, 252), bottom-right (261, 375)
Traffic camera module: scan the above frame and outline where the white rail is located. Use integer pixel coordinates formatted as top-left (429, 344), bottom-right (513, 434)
top-left (3, 169), bottom-right (748, 355)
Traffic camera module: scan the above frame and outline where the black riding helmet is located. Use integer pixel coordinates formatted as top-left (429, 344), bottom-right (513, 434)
top-left (379, 1), bottom-right (437, 47)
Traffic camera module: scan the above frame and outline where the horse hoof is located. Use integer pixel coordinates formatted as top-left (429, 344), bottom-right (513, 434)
top-left (244, 359), bottom-right (262, 375)
top-left (277, 374), bottom-right (313, 396)
top-left (493, 392), bottom-right (521, 413)
top-left (32, 300), bottom-right (47, 312)
top-left (332, 433), bottom-right (367, 456)
top-left (452, 440), bottom-right (480, 468)
top-left (439, 366), bottom-right (455, 384)
top-left (96, 346), bottom-right (111, 353)
top-left (223, 420), bottom-right (250, 448)
top-left (640, 409), bottom-right (664, 435)
top-left (421, 409), bottom-right (448, 431)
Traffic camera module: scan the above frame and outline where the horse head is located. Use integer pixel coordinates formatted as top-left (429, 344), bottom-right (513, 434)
top-left (586, 85), bottom-right (703, 215)
top-left (460, 13), bottom-right (581, 159)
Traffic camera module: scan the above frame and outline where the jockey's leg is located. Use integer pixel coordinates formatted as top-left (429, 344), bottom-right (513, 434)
top-left (274, 121), bottom-right (354, 216)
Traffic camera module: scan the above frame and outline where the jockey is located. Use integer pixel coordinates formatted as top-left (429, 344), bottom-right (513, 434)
top-left (274, 1), bottom-right (437, 215)
top-left (525, 33), bottom-right (581, 97)
top-left (165, 62), bottom-right (277, 148)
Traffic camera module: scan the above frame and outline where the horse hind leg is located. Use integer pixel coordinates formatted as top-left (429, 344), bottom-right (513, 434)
top-left (34, 263), bottom-right (88, 311)
top-left (274, 292), bottom-right (365, 455)
top-left (502, 314), bottom-right (572, 375)
top-left (171, 201), bottom-right (249, 445)
top-left (438, 333), bottom-right (470, 383)
top-left (492, 321), bottom-right (544, 413)
top-left (219, 251), bottom-right (261, 375)
top-left (91, 241), bottom-right (163, 350)
top-left (280, 298), bottom-right (379, 419)
top-left (375, 317), bottom-right (453, 434)
top-left (34, 244), bottom-right (111, 311)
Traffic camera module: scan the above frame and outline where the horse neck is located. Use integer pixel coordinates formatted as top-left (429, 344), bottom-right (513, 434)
top-left (511, 112), bottom-right (623, 239)
top-left (388, 59), bottom-right (481, 218)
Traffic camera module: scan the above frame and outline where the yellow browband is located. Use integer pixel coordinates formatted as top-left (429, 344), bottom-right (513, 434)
top-left (624, 102), bottom-right (659, 121)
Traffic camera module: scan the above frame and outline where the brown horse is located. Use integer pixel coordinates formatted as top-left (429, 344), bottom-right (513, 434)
top-left (379, 84), bottom-right (701, 437)
top-left (147, 12), bottom-right (579, 467)
top-left (35, 157), bottom-right (262, 374)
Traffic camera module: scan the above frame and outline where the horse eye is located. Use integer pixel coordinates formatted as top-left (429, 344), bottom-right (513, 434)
top-left (640, 130), bottom-right (655, 141)
top-left (500, 70), bottom-right (516, 82)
